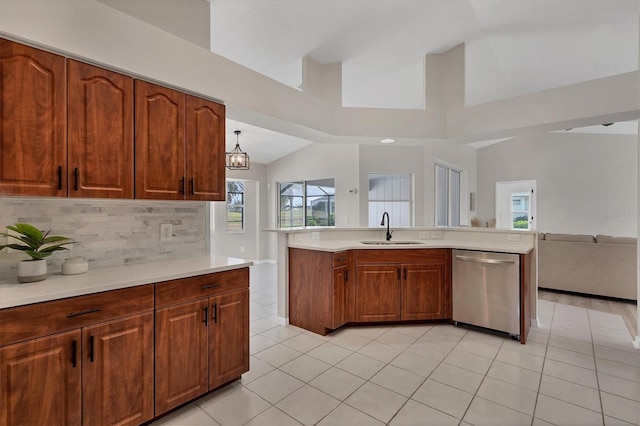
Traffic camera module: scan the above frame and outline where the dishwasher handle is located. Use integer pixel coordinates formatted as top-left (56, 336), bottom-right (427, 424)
top-left (455, 255), bottom-right (516, 265)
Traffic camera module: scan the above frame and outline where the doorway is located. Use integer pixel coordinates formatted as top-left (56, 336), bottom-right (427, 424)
top-left (496, 180), bottom-right (537, 230)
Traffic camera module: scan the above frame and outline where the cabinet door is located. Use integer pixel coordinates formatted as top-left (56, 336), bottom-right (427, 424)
top-left (135, 80), bottom-right (185, 200)
top-left (332, 266), bottom-right (349, 329)
top-left (82, 312), bottom-right (154, 426)
top-left (0, 39), bottom-right (66, 197)
top-left (402, 263), bottom-right (448, 320)
top-left (209, 289), bottom-right (249, 389)
top-left (155, 300), bottom-right (208, 414)
top-left (0, 330), bottom-right (81, 426)
top-left (68, 60), bottom-right (134, 199)
top-left (355, 265), bottom-right (401, 322)
top-left (185, 95), bottom-right (225, 201)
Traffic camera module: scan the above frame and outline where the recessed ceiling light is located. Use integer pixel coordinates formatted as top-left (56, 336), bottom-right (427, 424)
top-left (380, 138), bottom-right (395, 144)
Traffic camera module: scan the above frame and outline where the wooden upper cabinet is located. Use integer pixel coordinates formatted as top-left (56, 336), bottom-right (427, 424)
top-left (135, 80), bottom-right (186, 200)
top-left (185, 95), bottom-right (225, 201)
top-left (67, 60), bottom-right (134, 199)
top-left (0, 38), bottom-right (66, 196)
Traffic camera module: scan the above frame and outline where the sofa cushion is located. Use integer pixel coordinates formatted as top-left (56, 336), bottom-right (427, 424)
top-left (538, 232), bottom-right (545, 240)
top-left (544, 233), bottom-right (595, 243)
top-left (595, 235), bottom-right (637, 245)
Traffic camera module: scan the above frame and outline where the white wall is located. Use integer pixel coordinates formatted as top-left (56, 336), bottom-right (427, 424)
top-left (219, 163), bottom-right (270, 261)
top-left (359, 144), bottom-right (477, 227)
top-left (97, 0), bottom-right (211, 49)
top-left (211, 180), bottom-right (259, 260)
top-left (477, 132), bottom-right (638, 237)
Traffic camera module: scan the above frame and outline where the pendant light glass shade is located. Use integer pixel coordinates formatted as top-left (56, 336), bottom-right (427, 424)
top-left (226, 130), bottom-right (250, 170)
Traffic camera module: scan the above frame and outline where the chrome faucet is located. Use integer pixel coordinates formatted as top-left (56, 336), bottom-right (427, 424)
top-left (380, 212), bottom-right (392, 241)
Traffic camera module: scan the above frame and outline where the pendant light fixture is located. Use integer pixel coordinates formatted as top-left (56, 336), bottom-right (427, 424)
top-left (226, 130), bottom-right (250, 170)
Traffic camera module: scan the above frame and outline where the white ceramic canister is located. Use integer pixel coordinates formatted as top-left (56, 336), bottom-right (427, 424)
top-left (61, 256), bottom-right (89, 275)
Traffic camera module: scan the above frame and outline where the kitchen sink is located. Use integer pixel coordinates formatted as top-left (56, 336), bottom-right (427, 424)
top-left (359, 240), bottom-right (425, 245)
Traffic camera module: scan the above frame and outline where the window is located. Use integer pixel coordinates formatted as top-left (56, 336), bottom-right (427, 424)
top-left (227, 181), bottom-right (244, 231)
top-left (511, 193), bottom-right (530, 229)
top-left (368, 174), bottom-right (412, 227)
top-left (278, 179), bottom-right (335, 228)
top-left (435, 164), bottom-right (460, 227)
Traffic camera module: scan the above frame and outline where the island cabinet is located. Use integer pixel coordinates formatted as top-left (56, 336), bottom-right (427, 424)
top-left (154, 268), bottom-right (249, 414)
top-left (289, 249), bottom-right (354, 335)
top-left (0, 285), bottom-right (155, 426)
top-left (0, 38), bottom-right (67, 197)
top-left (289, 247), bottom-right (452, 335)
top-left (135, 80), bottom-right (225, 201)
top-left (67, 59), bottom-right (134, 199)
top-left (355, 249), bottom-right (452, 322)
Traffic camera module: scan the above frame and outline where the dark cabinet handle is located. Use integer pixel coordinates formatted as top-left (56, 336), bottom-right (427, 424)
top-left (88, 335), bottom-right (94, 363)
top-left (190, 178), bottom-right (195, 195)
top-left (212, 303), bottom-right (218, 324)
top-left (67, 308), bottom-right (101, 318)
top-left (201, 283), bottom-right (221, 290)
top-left (57, 166), bottom-right (63, 190)
top-left (73, 167), bottom-right (79, 191)
top-left (337, 257), bottom-right (346, 262)
top-left (179, 177), bottom-right (185, 194)
top-left (344, 270), bottom-right (348, 283)
top-left (397, 268), bottom-right (401, 280)
top-left (404, 268), bottom-right (407, 281)
top-left (203, 305), bottom-right (209, 326)
top-left (71, 340), bottom-right (77, 368)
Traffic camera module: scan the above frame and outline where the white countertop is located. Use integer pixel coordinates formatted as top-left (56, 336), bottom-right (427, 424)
top-left (288, 239), bottom-right (533, 254)
top-left (0, 255), bottom-right (253, 310)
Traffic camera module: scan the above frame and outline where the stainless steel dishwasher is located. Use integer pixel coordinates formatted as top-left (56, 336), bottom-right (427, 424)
top-left (452, 250), bottom-right (520, 338)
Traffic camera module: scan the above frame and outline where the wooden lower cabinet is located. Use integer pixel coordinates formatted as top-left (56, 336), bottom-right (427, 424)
top-left (0, 312), bottom-right (155, 426)
top-left (332, 266), bottom-right (349, 329)
top-left (209, 289), bottom-right (250, 388)
top-left (290, 248), bottom-right (451, 334)
top-left (83, 313), bottom-right (154, 426)
top-left (155, 299), bottom-right (209, 413)
top-left (0, 330), bottom-right (81, 426)
top-left (402, 262), bottom-right (450, 320)
top-left (0, 269), bottom-right (250, 425)
top-left (355, 265), bottom-right (401, 322)
top-left (155, 280), bottom-right (250, 414)
top-left (289, 249), bottom-right (354, 335)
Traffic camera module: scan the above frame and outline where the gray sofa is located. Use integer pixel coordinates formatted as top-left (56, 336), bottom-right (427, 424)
top-left (538, 233), bottom-right (637, 301)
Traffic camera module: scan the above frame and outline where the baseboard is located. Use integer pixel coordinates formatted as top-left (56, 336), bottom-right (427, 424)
top-left (530, 318), bottom-right (540, 328)
top-left (539, 287), bottom-right (637, 304)
top-left (634, 336), bottom-right (640, 350)
top-left (274, 316), bottom-right (288, 326)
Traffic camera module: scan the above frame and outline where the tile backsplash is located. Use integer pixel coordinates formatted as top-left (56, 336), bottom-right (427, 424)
top-left (0, 198), bottom-right (207, 278)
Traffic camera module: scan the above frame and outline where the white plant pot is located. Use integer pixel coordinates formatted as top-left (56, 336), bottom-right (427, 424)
top-left (18, 259), bottom-right (47, 283)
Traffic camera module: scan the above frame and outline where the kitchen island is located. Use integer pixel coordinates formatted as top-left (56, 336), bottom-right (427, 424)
top-left (265, 227), bottom-right (537, 342)
top-left (0, 255), bottom-right (252, 426)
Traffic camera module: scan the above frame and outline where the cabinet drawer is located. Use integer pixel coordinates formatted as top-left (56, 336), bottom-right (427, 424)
top-left (333, 252), bottom-right (349, 268)
top-left (155, 268), bottom-right (249, 308)
top-left (355, 248), bottom-right (448, 264)
top-left (0, 285), bottom-right (154, 347)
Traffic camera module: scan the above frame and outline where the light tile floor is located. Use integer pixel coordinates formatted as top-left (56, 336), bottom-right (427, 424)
top-left (152, 264), bottom-right (640, 426)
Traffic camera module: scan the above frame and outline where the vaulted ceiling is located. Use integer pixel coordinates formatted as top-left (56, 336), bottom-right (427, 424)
top-left (210, 0), bottom-right (640, 109)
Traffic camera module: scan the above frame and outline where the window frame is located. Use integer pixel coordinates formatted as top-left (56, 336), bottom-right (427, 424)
top-left (226, 180), bottom-right (245, 232)
top-left (435, 163), bottom-right (462, 227)
top-left (367, 173), bottom-right (413, 227)
top-left (277, 179), bottom-right (336, 228)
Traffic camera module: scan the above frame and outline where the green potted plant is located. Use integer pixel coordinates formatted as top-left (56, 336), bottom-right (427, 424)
top-left (0, 223), bottom-right (75, 283)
